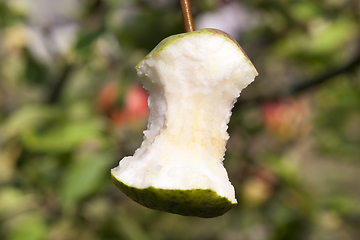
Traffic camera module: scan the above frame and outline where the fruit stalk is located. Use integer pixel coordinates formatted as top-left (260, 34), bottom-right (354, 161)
top-left (180, 0), bottom-right (195, 32)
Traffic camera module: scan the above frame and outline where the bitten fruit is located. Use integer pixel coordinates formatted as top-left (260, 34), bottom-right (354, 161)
top-left (111, 28), bottom-right (258, 218)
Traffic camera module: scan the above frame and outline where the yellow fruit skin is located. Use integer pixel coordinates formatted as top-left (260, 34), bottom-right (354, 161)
top-left (111, 172), bottom-right (236, 218)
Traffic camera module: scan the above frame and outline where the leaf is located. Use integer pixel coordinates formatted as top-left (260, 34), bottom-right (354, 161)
top-left (309, 17), bottom-right (358, 55)
top-left (60, 153), bottom-right (112, 210)
top-left (21, 119), bottom-right (104, 153)
top-left (0, 187), bottom-right (37, 219)
top-left (24, 49), bottom-right (48, 84)
top-left (7, 212), bottom-right (47, 240)
top-left (115, 213), bottom-right (150, 240)
top-left (0, 104), bottom-right (59, 141)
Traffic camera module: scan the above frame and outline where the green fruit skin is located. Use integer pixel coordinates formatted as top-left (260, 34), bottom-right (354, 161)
top-left (111, 172), bottom-right (236, 218)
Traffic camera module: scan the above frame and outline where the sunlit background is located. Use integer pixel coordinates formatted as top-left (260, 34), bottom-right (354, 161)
top-left (0, 0), bottom-right (360, 239)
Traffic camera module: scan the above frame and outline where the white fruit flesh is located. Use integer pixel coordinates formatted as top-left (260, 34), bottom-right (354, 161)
top-left (111, 29), bottom-right (258, 204)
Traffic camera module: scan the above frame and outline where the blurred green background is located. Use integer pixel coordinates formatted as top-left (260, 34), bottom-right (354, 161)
top-left (0, 0), bottom-right (360, 239)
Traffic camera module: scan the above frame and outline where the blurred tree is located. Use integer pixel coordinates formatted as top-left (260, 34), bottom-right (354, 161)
top-left (0, 0), bottom-right (359, 239)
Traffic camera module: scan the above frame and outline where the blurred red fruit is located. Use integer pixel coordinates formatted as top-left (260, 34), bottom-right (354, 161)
top-left (261, 98), bottom-right (312, 140)
top-left (124, 84), bottom-right (149, 119)
top-left (96, 81), bottom-right (149, 125)
top-left (96, 80), bottom-right (119, 115)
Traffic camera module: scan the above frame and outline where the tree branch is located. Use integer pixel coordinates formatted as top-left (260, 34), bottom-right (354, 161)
top-left (47, 64), bottom-right (73, 104)
top-left (46, 0), bottom-right (106, 104)
top-left (235, 50), bottom-right (360, 108)
top-left (292, 52), bottom-right (360, 94)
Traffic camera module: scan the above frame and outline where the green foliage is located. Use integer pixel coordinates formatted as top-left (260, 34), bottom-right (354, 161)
top-left (0, 0), bottom-right (359, 239)
top-left (61, 153), bottom-right (112, 210)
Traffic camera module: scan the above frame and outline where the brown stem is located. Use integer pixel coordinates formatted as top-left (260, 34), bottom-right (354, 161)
top-left (180, 0), bottom-right (195, 32)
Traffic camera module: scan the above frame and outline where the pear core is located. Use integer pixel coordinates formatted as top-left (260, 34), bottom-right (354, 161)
top-left (111, 28), bottom-right (258, 218)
